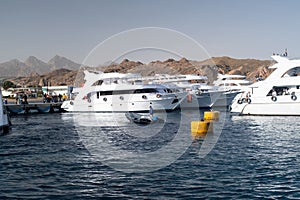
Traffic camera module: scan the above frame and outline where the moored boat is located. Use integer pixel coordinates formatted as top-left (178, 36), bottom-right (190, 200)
top-left (149, 74), bottom-right (239, 109)
top-left (231, 55), bottom-right (300, 115)
top-left (125, 112), bottom-right (164, 124)
top-left (0, 86), bottom-right (10, 134)
top-left (61, 71), bottom-right (185, 112)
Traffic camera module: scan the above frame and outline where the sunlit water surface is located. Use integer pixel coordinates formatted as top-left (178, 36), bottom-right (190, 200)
top-left (1, 112), bottom-right (300, 199)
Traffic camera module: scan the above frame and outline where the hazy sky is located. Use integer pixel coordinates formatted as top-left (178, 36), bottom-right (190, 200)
top-left (1, 0), bottom-right (300, 64)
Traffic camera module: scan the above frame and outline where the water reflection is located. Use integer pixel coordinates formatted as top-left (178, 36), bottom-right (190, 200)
top-left (61, 108), bottom-right (226, 173)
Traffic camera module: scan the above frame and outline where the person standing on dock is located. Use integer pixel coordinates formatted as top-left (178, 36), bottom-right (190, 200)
top-left (62, 93), bottom-right (68, 101)
top-left (19, 94), bottom-right (23, 105)
top-left (15, 93), bottom-right (19, 104)
top-left (58, 94), bottom-right (62, 102)
top-left (23, 94), bottom-right (28, 104)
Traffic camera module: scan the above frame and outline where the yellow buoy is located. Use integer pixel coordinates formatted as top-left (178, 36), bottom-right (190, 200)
top-left (191, 120), bottom-right (213, 138)
top-left (203, 111), bottom-right (220, 121)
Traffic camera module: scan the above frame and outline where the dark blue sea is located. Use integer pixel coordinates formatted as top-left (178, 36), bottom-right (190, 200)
top-left (1, 111), bottom-right (300, 199)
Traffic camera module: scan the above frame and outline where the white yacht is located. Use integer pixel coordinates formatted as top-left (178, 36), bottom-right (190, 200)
top-left (213, 73), bottom-right (252, 107)
top-left (150, 74), bottom-right (239, 108)
top-left (213, 74), bottom-right (252, 92)
top-left (231, 55), bottom-right (300, 115)
top-left (61, 71), bottom-right (184, 112)
top-left (0, 86), bottom-right (10, 134)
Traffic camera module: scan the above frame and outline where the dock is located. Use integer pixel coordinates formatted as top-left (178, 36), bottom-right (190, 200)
top-left (4, 103), bottom-right (64, 114)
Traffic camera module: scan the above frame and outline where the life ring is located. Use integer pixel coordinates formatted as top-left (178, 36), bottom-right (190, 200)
top-left (237, 99), bottom-right (243, 104)
top-left (142, 95), bottom-right (147, 99)
top-left (271, 96), bottom-right (277, 102)
top-left (87, 98), bottom-right (91, 103)
top-left (70, 101), bottom-right (74, 105)
top-left (247, 98), bottom-right (251, 104)
top-left (291, 95), bottom-right (297, 101)
top-left (156, 93), bottom-right (161, 98)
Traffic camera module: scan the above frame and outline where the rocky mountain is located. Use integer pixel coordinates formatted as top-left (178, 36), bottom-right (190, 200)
top-left (0, 59), bottom-right (27, 77)
top-left (10, 69), bottom-right (77, 87)
top-left (0, 55), bottom-right (81, 77)
top-left (97, 57), bottom-right (273, 84)
top-left (47, 55), bottom-right (81, 71)
top-left (24, 56), bottom-right (50, 75)
top-left (3, 56), bottom-right (275, 87)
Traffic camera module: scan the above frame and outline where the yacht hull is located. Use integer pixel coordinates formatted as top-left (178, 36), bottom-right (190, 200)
top-left (0, 124), bottom-right (10, 134)
top-left (62, 97), bottom-right (180, 112)
top-left (233, 102), bottom-right (300, 116)
top-left (211, 91), bottom-right (240, 107)
top-left (179, 93), bottom-right (212, 108)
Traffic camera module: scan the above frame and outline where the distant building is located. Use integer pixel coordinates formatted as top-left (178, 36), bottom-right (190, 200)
top-left (1, 88), bottom-right (14, 97)
top-left (2, 87), bottom-right (39, 98)
top-left (42, 85), bottom-right (73, 96)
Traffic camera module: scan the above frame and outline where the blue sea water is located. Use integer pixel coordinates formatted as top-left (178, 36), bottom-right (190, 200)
top-left (1, 112), bottom-right (300, 199)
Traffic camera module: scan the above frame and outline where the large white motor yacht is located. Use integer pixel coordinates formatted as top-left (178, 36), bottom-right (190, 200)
top-left (150, 74), bottom-right (240, 108)
top-left (231, 55), bottom-right (300, 115)
top-left (61, 71), bottom-right (184, 112)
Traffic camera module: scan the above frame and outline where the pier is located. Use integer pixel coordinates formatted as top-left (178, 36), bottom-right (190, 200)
top-left (4, 103), bottom-right (64, 114)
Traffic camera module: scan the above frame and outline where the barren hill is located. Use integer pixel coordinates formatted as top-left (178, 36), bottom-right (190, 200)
top-left (5, 56), bottom-right (275, 87)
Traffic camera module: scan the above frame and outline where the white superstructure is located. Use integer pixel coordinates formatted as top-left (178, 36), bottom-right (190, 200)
top-left (213, 74), bottom-right (252, 92)
top-left (231, 55), bottom-right (300, 115)
top-left (61, 71), bottom-right (185, 112)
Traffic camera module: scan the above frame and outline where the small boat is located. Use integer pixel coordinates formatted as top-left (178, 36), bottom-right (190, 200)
top-left (125, 112), bottom-right (163, 124)
top-left (0, 86), bottom-right (10, 134)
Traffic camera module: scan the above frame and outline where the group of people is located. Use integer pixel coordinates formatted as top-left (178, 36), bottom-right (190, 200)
top-left (43, 93), bottom-right (68, 103)
top-left (15, 93), bottom-right (28, 104)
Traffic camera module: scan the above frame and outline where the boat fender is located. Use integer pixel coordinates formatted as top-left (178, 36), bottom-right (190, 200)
top-left (120, 96), bottom-right (124, 100)
top-left (271, 96), bottom-right (277, 102)
top-left (237, 99), bottom-right (243, 104)
top-left (156, 94), bottom-right (161, 98)
top-left (291, 95), bottom-right (297, 101)
top-left (142, 95), bottom-right (147, 99)
top-left (103, 97), bottom-right (107, 102)
top-left (87, 98), bottom-right (91, 103)
top-left (187, 94), bottom-right (192, 103)
top-left (247, 98), bottom-right (251, 104)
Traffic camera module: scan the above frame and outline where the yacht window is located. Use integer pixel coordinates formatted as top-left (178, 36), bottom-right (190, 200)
top-left (99, 88), bottom-right (159, 96)
top-left (282, 67), bottom-right (300, 77)
top-left (97, 92), bottom-right (100, 99)
top-left (92, 80), bottom-right (103, 86)
top-left (100, 91), bottom-right (113, 96)
top-left (266, 86), bottom-right (290, 96)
